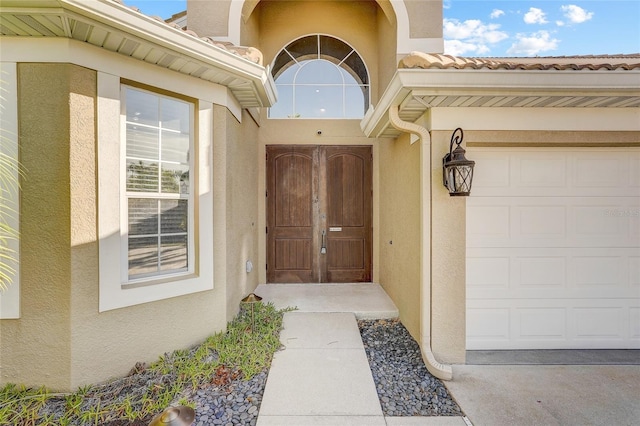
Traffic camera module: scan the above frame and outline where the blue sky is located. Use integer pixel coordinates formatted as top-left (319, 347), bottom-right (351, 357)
top-left (123, 0), bottom-right (639, 57)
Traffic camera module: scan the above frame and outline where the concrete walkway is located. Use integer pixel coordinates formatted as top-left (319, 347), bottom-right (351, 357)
top-left (255, 283), bottom-right (469, 426)
top-left (253, 283), bottom-right (640, 426)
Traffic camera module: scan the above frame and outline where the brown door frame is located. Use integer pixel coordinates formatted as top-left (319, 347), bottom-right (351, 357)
top-left (266, 145), bottom-right (372, 283)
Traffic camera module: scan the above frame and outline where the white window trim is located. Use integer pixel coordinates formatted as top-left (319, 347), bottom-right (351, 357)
top-left (98, 72), bottom-right (213, 312)
top-left (0, 62), bottom-right (20, 319)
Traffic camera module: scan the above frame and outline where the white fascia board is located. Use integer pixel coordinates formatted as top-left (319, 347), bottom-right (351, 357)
top-left (398, 68), bottom-right (640, 96)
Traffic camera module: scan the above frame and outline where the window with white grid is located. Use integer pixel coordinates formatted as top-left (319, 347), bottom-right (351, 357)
top-left (122, 86), bottom-right (194, 281)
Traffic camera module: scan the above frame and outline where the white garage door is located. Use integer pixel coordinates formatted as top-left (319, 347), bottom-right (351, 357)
top-left (466, 148), bottom-right (640, 350)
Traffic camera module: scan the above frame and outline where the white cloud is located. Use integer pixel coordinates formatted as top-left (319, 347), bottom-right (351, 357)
top-left (556, 20), bottom-right (565, 27)
top-left (444, 40), bottom-right (490, 56)
top-left (561, 5), bottom-right (594, 23)
top-left (524, 7), bottom-right (548, 24)
top-left (490, 9), bottom-right (504, 19)
top-left (507, 31), bottom-right (559, 56)
top-left (443, 18), bottom-right (508, 55)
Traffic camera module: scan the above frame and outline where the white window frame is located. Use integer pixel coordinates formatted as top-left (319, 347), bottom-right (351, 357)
top-left (120, 85), bottom-right (195, 284)
top-left (0, 62), bottom-right (20, 319)
top-left (98, 73), bottom-right (213, 312)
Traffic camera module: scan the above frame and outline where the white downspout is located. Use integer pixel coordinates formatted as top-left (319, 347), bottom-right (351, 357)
top-left (388, 105), bottom-right (453, 381)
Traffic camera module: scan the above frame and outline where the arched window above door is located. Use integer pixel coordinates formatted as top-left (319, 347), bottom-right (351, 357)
top-left (269, 35), bottom-right (370, 119)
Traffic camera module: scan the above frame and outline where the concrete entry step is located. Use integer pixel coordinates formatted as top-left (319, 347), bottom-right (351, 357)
top-left (254, 283), bottom-right (399, 319)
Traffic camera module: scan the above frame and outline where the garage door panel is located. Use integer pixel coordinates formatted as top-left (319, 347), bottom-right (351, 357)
top-left (574, 155), bottom-right (627, 188)
top-left (574, 307), bottom-right (626, 340)
top-left (467, 308), bottom-right (511, 343)
top-left (631, 308), bottom-right (640, 339)
top-left (468, 248), bottom-right (638, 300)
top-left (517, 204), bottom-right (566, 239)
top-left (467, 299), bottom-right (640, 349)
top-left (468, 197), bottom-right (639, 247)
top-left (631, 257), bottom-right (640, 286)
top-left (470, 149), bottom-right (640, 197)
top-left (467, 148), bottom-right (640, 350)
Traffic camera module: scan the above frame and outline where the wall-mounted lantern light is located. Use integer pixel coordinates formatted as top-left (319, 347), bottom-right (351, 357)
top-left (442, 128), bottom-right (475, 196)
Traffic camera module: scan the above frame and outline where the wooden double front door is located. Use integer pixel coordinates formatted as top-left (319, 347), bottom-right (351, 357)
top-left (266, 145), bottom-right (372, 283)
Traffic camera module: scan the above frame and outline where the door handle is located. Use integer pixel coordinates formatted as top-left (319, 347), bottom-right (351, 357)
top-left (320, 229), bottom-right (327, 254)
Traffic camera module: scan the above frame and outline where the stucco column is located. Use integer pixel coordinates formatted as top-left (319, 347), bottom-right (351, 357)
top-left (430, 130), bottom-right (466, 364)
top-left (388, 106), bottom-right (452, 380)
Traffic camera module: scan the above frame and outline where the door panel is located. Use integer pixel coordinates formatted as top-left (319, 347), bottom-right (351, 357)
top-left (267, 145), bottom-right (372, 283)
top-left (324, 146), bottom-right (372, 282)
top-left (267, 146), bottom-right (318, 282)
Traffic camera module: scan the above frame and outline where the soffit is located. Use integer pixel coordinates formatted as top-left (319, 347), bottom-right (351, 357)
top-left (0, 0), bottom-right (276, 108)
top-left (363, 53), bottom-right (640, 138)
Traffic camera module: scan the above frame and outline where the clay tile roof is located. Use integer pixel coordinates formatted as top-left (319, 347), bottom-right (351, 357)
top-left (110, 0), bottom-right (264, 65)
top-left (399, 52), bottom-right (640, 71)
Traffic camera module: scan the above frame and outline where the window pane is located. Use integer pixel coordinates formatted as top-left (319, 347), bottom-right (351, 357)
top-left (160, 235), bottom-right (188, 271)
top-left (343, 51), bottom-right (368, 85)
top-left (274, 64), bottom-right (298, 84)
top-left (129, 236), bottom-right (158, 276)
top-left (127, 124), bottom-right (159, 160)
top-left (296, 60), bottom-right (342, 84)
top-left (124, 86), bottom-right (194, 282)
top-left (129, 198), bottom-right (158, 236)
top-left (161, 200), bottom-right (188, 233)
top-left (296, 85), bottom-right (343, 118)
top-left (345, 85), bottom-right (367, 118)
top-left (162, 130), bottom-right (189, 163)
top-left (127, 160), bottom-right (159, 192)
top-left (161, 99), bottom-right (190, 132)
top-left (319, 35), bottom-right (353, 62)
top-left (269, 85), bottom-right (294, 118)
top-left (284, 35), bottom-right (317, 61)
top-left (161, 163), bottom-right (189, 194)
top-left (126, 88), bottom-right (159, 126)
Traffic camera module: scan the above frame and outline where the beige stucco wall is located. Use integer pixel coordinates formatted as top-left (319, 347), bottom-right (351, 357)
top-left (189, 0), bottom-right (400, 107)
top-left (187, 0), bottom-right (441, 57)
top-left (187, 0), bottom-right (231, 38)
top-left (0, 63), bottom-right (74, 390)
top-left (255, 0), bottom-right (383, 105)
top-left (217, 107), bottom-right (262, 321)
top-left (377, 133), bottom-right (422, 340)
top-left (0, 63), bottom-right (231, 391)
top-left (465, 130), bottom-right (640, 147)
top-left (429, 130), bottom-right (466, 364)
top-left (376, 4), bottom-right (399, 99)
top-left (405, 0), bottom-right (443, 39)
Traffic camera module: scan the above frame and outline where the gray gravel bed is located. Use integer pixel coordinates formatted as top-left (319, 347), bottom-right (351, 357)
top-left (33, 318), bottom-right (461, 424)
top-left (358, 318), bottom-right (464, 417)
top-left (189, 318), bottom-right (464, 425)
top-left (190, 370), bottom-right (266, 426)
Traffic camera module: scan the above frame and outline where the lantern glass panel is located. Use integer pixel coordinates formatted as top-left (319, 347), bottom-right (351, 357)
top-left (446, 165), bottom-right (474, 196)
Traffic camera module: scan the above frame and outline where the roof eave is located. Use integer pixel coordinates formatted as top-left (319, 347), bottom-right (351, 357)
top-left (362, 68), bottom-right (640, 138)
top-left (0, 0), bottom-right (276, 108)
